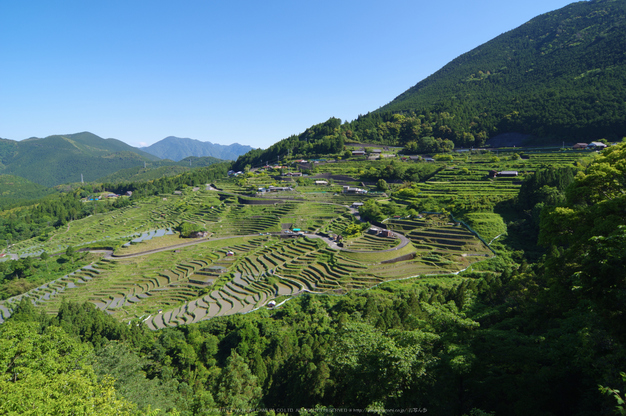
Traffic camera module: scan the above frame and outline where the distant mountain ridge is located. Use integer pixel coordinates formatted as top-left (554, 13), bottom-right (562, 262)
top-left (141, 136), bottom-right (254, 161)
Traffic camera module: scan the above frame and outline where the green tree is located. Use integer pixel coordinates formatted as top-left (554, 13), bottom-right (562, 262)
top-left (92, 341), bottom-right (181, 413)
top-left (0, 322), bottom-right (136, 415)
top-left (215, 351), bottom-right (262, 413)
top-left (65, 245), bottom-right (77, 263)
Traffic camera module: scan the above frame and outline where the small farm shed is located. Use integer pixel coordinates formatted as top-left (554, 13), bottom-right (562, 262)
top-left (498, 171), bottom-right (518, 177)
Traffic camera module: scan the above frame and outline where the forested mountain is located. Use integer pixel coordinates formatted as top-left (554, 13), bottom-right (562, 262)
top-left (0, 132), bottom-right (160, 187)
top-left (141, 136), bottom-right (254, 161)
top-left (375, 0), bottom-right (626, 144)
top-left (234, 0), bottom-right (626, 169)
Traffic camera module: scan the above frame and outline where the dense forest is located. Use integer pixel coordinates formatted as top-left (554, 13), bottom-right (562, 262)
top-left (1, 143), bottom-right (625, 415)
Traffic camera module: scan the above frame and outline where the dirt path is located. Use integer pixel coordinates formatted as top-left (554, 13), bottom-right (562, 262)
top-left (104, 233), bottom-right (278, 259)
top-left (91, 229), bottom-right (411, 260)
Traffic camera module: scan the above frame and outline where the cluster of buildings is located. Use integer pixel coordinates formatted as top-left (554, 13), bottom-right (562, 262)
top-left (572, 142), bottom-right (608, 150)
top-left (85, 191), bottom-right (132, 202)
top-left (342, 186), bottom-right (367, 194)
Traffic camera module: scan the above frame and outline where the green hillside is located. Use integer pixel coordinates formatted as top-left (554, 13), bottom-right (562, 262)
top-left (0, 132), bottom-right (160, 187)
top-left (375, 0), bottom-right (626, 144)
top-left (0, 174), bottom-right (57, 209)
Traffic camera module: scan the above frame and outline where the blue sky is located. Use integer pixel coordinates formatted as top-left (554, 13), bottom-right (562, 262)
top-left (1, 0), bottom-right (577, 149)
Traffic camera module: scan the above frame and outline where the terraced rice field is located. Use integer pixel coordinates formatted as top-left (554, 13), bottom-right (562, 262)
top-left (385, 216), bottom-right (491, 256)
top-left (403, 150), bottom-right (591, 207)
top-left (9, 194), bottom-right (216, 257)
top-left (0, 219), bottom-right (492, 327)
top-left (1, 169), bottom-right (503, 327)
top-left (344, 234), bottom-right (399, 251)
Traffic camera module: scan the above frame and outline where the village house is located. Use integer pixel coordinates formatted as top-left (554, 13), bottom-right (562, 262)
top-left (314, 180), bottom-right (328, 185)
top-left (268, 186), bottom-right (293, 192)
top-left (588, 142), bottom-right (607, 149)
top-left (489, 170), bottom-right (518, 178)
top-left (573, 143), bottom-right (588, 149)
top-left (342, 186), bottom-right (367, 194)
top-left (351, 150), bottom-right (366, 156)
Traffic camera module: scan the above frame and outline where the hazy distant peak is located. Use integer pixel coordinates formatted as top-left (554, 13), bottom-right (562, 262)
top-left (142, 136), bottom-right (254, 161)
